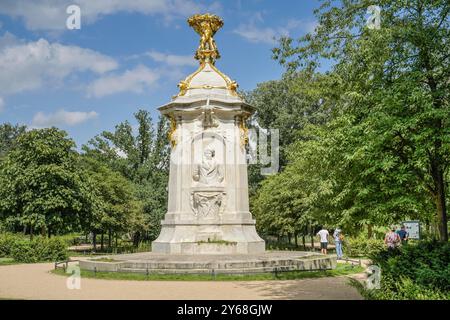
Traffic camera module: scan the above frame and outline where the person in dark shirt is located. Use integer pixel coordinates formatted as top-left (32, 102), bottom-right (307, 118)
top-left (397, 225), bottom-right (409, 245)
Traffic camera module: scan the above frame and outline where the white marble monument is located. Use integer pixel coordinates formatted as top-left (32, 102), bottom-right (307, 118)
top-left (152, 14), bottom-right (265, 254)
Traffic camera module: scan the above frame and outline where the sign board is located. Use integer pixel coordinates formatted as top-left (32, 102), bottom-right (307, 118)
top-left (402, 220), bottom-right (420, 240)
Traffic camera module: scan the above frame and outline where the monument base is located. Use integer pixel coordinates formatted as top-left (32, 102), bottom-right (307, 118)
top-left (79, 251), bottom-right (336, 275)
top-left (151, 221), bottom-right (265, 254)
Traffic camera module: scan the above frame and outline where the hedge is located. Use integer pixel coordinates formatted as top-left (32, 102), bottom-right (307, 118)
top-left (0, 233), bottom-right (68, 263)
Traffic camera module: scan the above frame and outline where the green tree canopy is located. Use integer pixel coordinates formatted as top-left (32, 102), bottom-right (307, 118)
top-left (270, 0), bottom-right (449, 240)
top-left (0, 128), bottom-right (97, 237)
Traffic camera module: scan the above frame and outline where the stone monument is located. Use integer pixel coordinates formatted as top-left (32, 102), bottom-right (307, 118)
top-left (79, 14), bottom-right (336, 274)
top-left (152, 13), bottom-right (265, 254)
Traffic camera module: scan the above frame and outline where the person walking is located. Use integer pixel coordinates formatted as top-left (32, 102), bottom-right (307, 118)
top-left (333, 227), bottom-right (344, 259)
top-left (396, 225), bottom-right (409, 245)
top-left (316, 226), bottom-right (329, 255)
top-left (384, 226), bottom-right (400, 250)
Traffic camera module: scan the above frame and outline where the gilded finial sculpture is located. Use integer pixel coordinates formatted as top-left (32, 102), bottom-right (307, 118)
top-left (188, 14), bottom-right (224, 64)
top-left (173, 14), bottom-right (240, 98)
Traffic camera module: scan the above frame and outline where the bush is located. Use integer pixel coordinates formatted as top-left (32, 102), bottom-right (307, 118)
top-left (343, 236), bottom-right (384, 257)
top-left (57, 233), bottom-right (84, 246)
top-left (354, 241), bottom-right (450, 300)
top-left (0, 233), bottom-right (17, 257)
top-left (0, 233), bottom-right (68, 263)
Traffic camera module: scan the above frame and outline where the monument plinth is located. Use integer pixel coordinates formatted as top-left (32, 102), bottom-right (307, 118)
top-left (151, 14), bottom-right (265, 254)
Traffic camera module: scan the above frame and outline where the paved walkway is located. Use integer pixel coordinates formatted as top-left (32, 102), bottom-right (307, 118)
top-left (0, 262), bottom-right (363, 300)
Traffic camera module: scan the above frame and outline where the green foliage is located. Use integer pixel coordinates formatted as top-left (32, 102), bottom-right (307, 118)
top-left (0, 128), bottom-right (97, 235)
top-left (343, 236), bottom-right (385, 258)
top-left (79, 156), bottom-right (148, 237)
top-left (257, 0), bottom-right (450, 240)
top-left (0, 233), bottom-right (67, 263)
top-left (0, 123), bottom-right (26, 160)
top-left (355, 241), bottom-right (450, 300)
top-left (82, 110), bottom-right (170, 241)
top-left (371, 241), bottom-right (450, 291)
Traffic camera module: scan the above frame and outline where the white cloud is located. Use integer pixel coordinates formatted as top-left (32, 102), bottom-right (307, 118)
top-left (114, 148), bottom-right (128, 159)
top-left (0, 37), bottom-right (118, 97)
top-left (234, 17), bottom-right (317, 45)
top-left (233, 25), bottom-right (280, 45)
top-left (0, 32), bottom-right (21, 49)
top-left (32, 109), bottom-right (98, 127)
top-left (146, 50), bottom-right (197, 67)
top-left (0, 0), bottom-right (220, 31)
top-left (0, 97), bottom-right (4, 112)
top-left (87, 65), bottom-right (160, 98)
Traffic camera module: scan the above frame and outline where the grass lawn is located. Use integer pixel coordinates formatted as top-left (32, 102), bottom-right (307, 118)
top-left (0, 258), bottom-right (17, 265)
top-left (52, 263), bottom-right (365, 281)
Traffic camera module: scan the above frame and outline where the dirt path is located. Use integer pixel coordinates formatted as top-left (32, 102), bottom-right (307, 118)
top-left (0, 263), bottom-right (363, 300)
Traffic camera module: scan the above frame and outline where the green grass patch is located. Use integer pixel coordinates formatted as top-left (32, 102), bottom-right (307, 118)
top-left (52, 263), bottom-right (364, 281)
top-left (0, 257), bottom-right (17, 265)
top-left (90, 257), bottom-right (120, 262)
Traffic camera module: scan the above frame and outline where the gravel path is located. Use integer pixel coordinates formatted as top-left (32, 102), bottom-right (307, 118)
top-left (0, 262), bottom-right (363, 300)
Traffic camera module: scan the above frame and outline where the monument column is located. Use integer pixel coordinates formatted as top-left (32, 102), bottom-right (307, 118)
top-left (152, 14), bottom-right (265, 254)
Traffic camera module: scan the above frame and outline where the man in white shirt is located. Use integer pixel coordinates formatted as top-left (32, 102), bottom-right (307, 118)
top-left (316, 227), bottom-right (329, 254)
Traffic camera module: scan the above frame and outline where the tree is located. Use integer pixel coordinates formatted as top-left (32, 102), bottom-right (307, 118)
top-left (0, 123), bottom-right (26, 160)
top-left (245, 71), bottom-right (334, 169)
top-left (83, 110), bottom-right (170, 240)
top-left (79, 156), bottom-right (148, 249)
top-left (273, 0), bottom-right (450, 241)
top-left (0, 128), bottom-right (96, 237)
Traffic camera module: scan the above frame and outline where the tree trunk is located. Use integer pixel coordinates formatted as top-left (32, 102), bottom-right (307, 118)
top-left (101, 233), bottom-right (104, 251)
top-left (133, 232), bottom-right (141, 248)
top-left (310, 226), bottom-right (314, 252)
top-left (108, 229), bottom-right (112, 250)
top-left (435, 171), bottom-right (448, 241)
top-left (288, 233), bottom-right (292, 245)
top-left (368, 224), bottom-right (373, 239)
top-left (29, 224), bottom-right (33, 241)
top-left (92, 232), bottom-right (97, 252)
top-left (294, 234), bottom-right (298, 247)
top-left (302, 235), bottom-right (306, 251)
top-left (431, 157), bottom-right (448, 242)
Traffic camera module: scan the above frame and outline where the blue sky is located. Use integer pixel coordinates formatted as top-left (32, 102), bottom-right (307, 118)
top-left (0, 0), bottom-right (321, 147)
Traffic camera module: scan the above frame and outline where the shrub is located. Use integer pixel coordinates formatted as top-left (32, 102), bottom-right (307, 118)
top-left (0, 233), bottom-right (68, 262)
top-left (353, 241), bottom-right (450, 300)
top-left (0, 233), bottom-right (17, 257)
top-left (343, 236), bottom-right (384, 257)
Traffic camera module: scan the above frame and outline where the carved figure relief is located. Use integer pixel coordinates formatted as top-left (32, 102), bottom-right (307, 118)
top-left (191, 191), bottom-right (225, 217)
top-left (192, 146), bottom-right (224, 185)
top-left (202, 109), bottom-right (219, 129)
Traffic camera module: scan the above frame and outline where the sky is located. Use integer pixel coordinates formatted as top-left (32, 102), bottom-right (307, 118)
top-left (0, 0), bottom-right (321, 148)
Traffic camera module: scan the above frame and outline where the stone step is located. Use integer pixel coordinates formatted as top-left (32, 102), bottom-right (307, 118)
top-left (118, 265), bottom-right (330, 275)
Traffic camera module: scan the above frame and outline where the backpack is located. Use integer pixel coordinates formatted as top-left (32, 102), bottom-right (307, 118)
top-left (387, 232), bottom-right (399, 246)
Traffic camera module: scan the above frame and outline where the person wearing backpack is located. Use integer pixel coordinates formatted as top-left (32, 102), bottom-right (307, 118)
top-left (333, 227), bottom-right (344, 259)
top-left (384, 226), bottom-right (400, 250)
